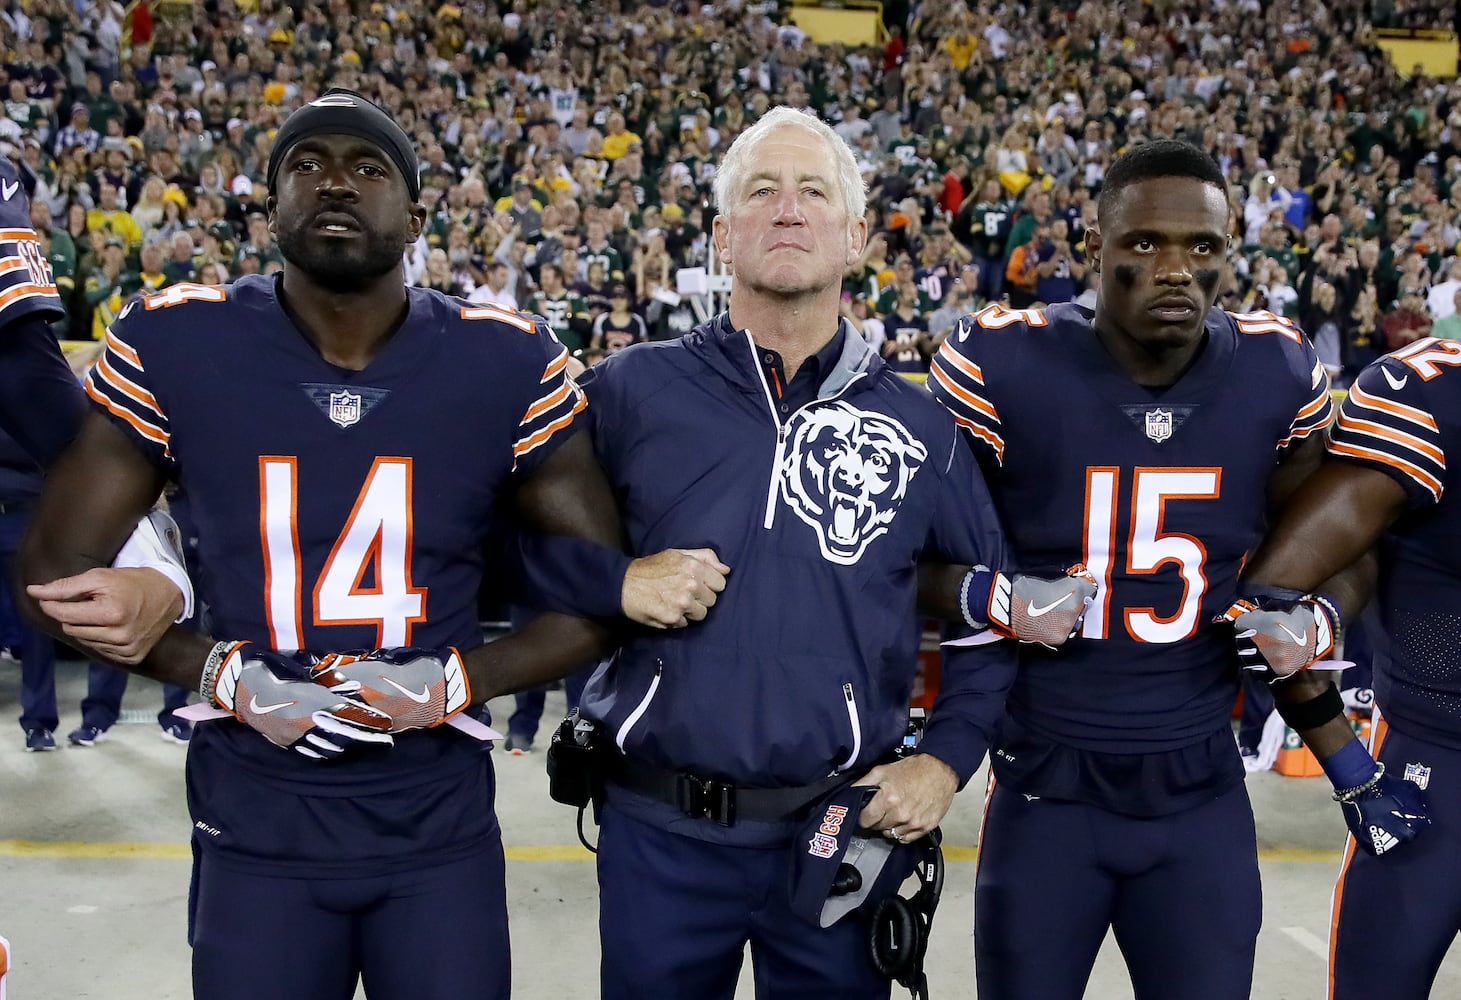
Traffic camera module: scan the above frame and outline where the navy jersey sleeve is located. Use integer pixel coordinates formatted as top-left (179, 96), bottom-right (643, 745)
top-left (83, 291), bottom-right (203, 471)
top-left (925, 305), bottom-right (1046, 468)
top-left (457, 303), bottom-right (587, 477)
top-left (1226, 310), bottom-right (1335, 453)
top-left (0, 158), bottom-right (65, 328)
top-left (1327, 347), bottom-right (1449, 506)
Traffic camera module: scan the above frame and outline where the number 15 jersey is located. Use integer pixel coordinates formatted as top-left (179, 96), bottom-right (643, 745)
top-left (930, 303), bottom-right (1333, 814)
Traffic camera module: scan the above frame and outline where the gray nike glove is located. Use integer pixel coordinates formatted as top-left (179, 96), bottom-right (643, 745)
top-left (1217, 594), bottom-right (1338, 681)
top-left (200, 640), bottom-right (395, 759)
top-left (985, 565), bottom-right (1099, 648)
top-left (306, 647), bottom-right (472, 733)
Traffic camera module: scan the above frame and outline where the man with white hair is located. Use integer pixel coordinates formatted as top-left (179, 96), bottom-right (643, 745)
top-left (570, 106), bottom-right (1090, 999)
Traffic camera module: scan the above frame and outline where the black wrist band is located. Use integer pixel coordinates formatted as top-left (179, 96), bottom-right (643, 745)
top-left (1275, 683), bottom-right (1345, 732)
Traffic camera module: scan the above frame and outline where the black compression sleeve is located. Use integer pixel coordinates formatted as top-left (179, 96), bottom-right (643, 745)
top-left (1275, 684), bottom-right (1345, 732)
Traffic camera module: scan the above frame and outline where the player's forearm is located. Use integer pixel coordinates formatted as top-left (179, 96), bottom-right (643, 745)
top-left (133, 627), bottom-right (214, 689)
top-left (916, 561), bottom-right (971, 621)
top-left (1273, 670), bottom-right (1355, 759)
top-left (462, 611), bottom-right (616, 702)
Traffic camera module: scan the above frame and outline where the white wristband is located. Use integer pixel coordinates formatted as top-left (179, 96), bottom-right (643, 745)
top-left (113, 511), bottom-right (195, 623)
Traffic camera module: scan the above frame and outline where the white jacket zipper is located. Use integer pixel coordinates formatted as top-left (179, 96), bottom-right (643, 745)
top-left (837, 682), bottom-right (862, 772)
top-left (615, 658), bottom-right (663, 752)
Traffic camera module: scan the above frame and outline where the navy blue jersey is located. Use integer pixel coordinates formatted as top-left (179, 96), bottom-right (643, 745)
top-left (86, 275), bottom-right (585, 873)
top-left (1327, 340), bottom-right (1461, 749)
top-left (930, 303), bottom-right (1333, 813)
top-left (0, 157), bottom-right (64, 328)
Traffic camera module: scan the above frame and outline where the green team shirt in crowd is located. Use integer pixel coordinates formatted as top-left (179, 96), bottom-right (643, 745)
top-left (44, 229), bottom-right (77, 295)
top-left (528, 290), bottom-right (590, 352)
top-left (888, 134), bottom-right (920, 166)
top-left (875, 284), bottom-right (936, 317)
top-left (968, 199), bottom-right (1015, 260)
top-left (581, 243), bottom-right (625, 281)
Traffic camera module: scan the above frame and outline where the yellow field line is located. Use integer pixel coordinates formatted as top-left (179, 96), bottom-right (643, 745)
top-left (0, 839), bottom-right (1341, 864)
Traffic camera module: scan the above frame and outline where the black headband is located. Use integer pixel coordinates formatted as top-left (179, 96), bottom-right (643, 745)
top-left (266, 89), bottom-right (419, 201)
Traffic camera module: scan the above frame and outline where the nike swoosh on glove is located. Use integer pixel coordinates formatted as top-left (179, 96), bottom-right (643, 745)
top-left (1336, 765), bottom-right (1430, 857)
top-left (1217, 595), bottom-right (1336, 681)
top-left (988, 565), bottom-right (1099, 648)
top-left (308, 647), bottom-right (471, 733)
top-left (201, 641), bottom-right (395, 759)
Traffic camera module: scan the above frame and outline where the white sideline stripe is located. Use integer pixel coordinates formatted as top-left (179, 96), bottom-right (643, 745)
top-left (1279, 926), bottom-right (1329, 960)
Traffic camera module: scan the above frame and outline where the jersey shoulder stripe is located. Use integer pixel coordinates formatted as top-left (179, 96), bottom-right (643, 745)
top-left (0, 226), bottom-right (63, 326)
top-left (1328, 362), bottom-right (1446, 503)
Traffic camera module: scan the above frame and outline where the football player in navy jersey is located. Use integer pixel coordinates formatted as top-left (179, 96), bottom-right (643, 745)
top-left (928, 139), bottom-right (1411, 999)
top-left (19, 90), bottom-right (723, 1000)
top-left (1236, 339), bottom-right (1461, 1000)
top-left (0, 152), bottom-right (194, 673)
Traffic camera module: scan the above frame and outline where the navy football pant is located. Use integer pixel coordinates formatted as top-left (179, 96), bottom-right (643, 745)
top-left (190, 839), bottom-right (510, 1000)
top-left (596, 800), bottom-right (890, 1000)
top-left (975, 779), bottom-right (1260, 999)
top-left (78, 660), bottom-right (190, 730)
top-left (0, 510), bottom-right (59, 733)
top-left (1331, 716), bottom-right (1459, 1000)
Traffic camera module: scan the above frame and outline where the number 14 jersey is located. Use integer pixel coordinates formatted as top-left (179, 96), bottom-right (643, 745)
top-left (930, 303), bottom-right (1332, 813)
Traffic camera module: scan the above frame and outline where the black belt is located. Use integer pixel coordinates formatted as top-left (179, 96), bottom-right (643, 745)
top-left (0, 500), bottom-right (29, 515)
top-left (609, 755), bottom-right (848, 827)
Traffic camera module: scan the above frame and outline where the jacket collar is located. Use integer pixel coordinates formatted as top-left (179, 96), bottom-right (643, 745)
top-left (691, 312), bottom-right (881, 397)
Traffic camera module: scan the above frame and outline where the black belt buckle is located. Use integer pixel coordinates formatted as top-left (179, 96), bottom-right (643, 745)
top-left (676, 773), bottom-right (737, 826)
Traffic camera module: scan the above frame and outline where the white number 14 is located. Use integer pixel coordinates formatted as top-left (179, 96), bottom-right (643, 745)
top-left (260, 457), bottom-right (426, 651)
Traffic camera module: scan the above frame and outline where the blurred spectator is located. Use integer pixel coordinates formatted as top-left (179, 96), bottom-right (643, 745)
top-left (1383, 285), bottom-right (1434, 349)
top-left (1434, 288), bottom-right (1461, 340)
top-left (1005, 226), bottom-right (1043, 310)
top-left (591, 282), bottom-right (647, 354)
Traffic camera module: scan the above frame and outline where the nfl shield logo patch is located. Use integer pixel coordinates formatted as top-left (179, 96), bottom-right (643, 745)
top-left (328, 390), bottom-right (362, 428)
top-left (1144, 409), bottom-right (1173, 443)
top-left (1403, 762), bottom-right (1431, 790)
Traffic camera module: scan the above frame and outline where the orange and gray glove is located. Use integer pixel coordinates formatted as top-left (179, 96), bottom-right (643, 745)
top-left (1216, 590), bottom-right (1339, 682)
top-left (963, 565), bottom-right (1099, 648)
top-left (306, 647), bottom-right (472, 733)
top-left (199, 640), bottom-right (395, 759)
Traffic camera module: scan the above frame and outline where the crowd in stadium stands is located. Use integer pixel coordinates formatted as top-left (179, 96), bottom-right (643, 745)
top-left (4, 0), bottom-right (1460, 383)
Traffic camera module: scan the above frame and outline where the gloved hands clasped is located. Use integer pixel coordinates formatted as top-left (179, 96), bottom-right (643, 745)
top-left (200, 642), bottom-right (472, 758)
top-left (962, 565), bottom-right (1098, 648)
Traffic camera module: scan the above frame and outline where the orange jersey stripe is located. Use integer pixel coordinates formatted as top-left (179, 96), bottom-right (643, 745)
top-left (929, 359), bottom-right (999, 422)
top-left (934, 342), bottom-right (986, 384)
top-left (0, 281), bottom-right (57, 307)
top-left (0, 228), bottom-right (39, 242)
top-left (521, 379), bottom-right (575, 424)
top-left (541, 348), bottom-right (569, 382)
top-left (460, 304), bottom-right (536, 332)
top-left (84, 373), bottom-right (170, 451)
top-left (1327, 439), bottom-right (1442, 500)
top-left (104, 329), bottom-right (145, 369)
top-left (1294, 392), bottom-right (1333, 423)
top-left (949, 412), bottom-right (1006, 463)
top-left (95, 352), bottom-right (164, 417)
top-left (512, 392), bottom-right (587, 460)
top-left (1347, 380), bottom-right (1438, 432)
top-left (1335, 413), bottom-right (1446, 467)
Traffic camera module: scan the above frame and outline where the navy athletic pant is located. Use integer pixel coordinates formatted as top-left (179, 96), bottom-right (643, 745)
top-left (596, 799), bottom-right (890, 1000)
top-left (1331, 716), bottom-right (1459, 1000)
top-left (975, 778), bottom-right (1261, 999)
top-left (189, 837), bottom-right (510, 1000)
